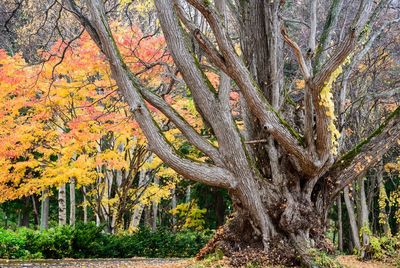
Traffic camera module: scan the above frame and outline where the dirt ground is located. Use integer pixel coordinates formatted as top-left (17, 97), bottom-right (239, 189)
top-left (0, 256), bottom-right (397, 268)
top-left (336, 255), bottom-right (397, 268)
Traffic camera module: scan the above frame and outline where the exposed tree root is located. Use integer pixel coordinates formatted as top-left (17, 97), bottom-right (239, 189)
top-left (196, 213), bottom-right (300, 267)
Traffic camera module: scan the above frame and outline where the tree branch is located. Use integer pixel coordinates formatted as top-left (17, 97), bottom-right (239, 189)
top-left (69, 0), bottom-right (237, 189)
top-left (311, 0), bottom-right (374, 161)
top-left (313, 0), bottom-right (344, 71)
top-left (139, 88), bottom-right (223, 166)
top-left (281, 26), bottom-right (310, 79)
top-left (173, 2), bottom-right (229, 74)
top-left (185, 0), bottom-right (321, 176)
top-left (329, 106), bottom-right (400, 201)
top-left (155, 0), bottom-right (253, 176)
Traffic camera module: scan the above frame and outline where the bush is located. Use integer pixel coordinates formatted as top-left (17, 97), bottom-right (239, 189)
top-left (310, 249), bottom-right (341, 268)
top-left (0, 228), bottom-right (28, 259)
top-left (367, 235), bottom-right (399, 260)
top-left (25, 226), bottom-right (75, 259)
top-left (71, 223), bottom-right (107, 258)
top-left (0, 224), bottom-right (212, 259)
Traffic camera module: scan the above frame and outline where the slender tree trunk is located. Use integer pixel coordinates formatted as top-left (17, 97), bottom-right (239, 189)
top-left (4, 212), bottom-right (8, 229)
top-left (358, 177), bottom-right (370, 259)
top-left (171, 187), bottom-right (177, 227)
top-left (20, 197), bottom-right (30, 228)
top-left (337, 195), bottom-right (343, 251)
top-left (101, 171), bottom-right (112, 232)
top-left (130, 171), bottom-right (147, 230)
top-left (111, 170), bottom-right (122, 233)
top-left (144, 206), bottom-right (151, 228)
top-left (83, 186), bottom-right (88, 224)
top-left (96, 213), bottom-right (101, 227)
top-left (367, 174), bottom-right (376, 233)
top-left (377, 164), bottom-right (391, 236)
top-left (343, 186), bottom-right (361, 251)
top-left (69, 179), bottom-right (76, 225)
top-left (32, 196), bottom-right (39, 226)
top-left (186, 185), bottom-right (191, 203)
top-left (40, 190), bottom-right (50, 230)
top-left (58, 184), bottom-right (67, 225)
top-left (151, 176), bottom-right (159, 231)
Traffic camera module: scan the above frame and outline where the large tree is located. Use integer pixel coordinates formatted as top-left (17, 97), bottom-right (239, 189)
top-left (4, 0), bottom-right (400, 266)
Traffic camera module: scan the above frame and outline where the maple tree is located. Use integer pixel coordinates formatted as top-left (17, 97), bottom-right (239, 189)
top-left (0, 25), bottom-right (199, 233)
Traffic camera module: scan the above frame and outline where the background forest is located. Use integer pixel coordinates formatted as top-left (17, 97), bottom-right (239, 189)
top-left (0, 0), bottom-right (399, 267)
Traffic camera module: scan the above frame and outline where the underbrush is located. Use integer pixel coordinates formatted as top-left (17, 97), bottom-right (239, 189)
top-left (0, 223), bottom-right (212, 259)
top-left (366, 234), bottom-right (399, 260)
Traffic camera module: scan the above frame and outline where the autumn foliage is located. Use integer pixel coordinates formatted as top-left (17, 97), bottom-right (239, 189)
top-left (0, 27), bottom-right (181, 208)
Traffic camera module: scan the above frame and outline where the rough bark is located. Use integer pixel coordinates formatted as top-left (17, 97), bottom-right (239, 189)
top-left (58, 184), bottom-right (67, 225)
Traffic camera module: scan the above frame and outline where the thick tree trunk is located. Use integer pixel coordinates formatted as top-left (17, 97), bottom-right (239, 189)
top-left (58, 184), bottom-right (67, 225)
top-left (198, 182), bottom-right (328, 266)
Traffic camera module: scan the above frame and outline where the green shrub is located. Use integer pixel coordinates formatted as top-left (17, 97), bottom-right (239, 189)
top-left (0, 228), bottom-right (28, 259)
top-left (0, 225), bottom-right (212, 259)
top-left (71, 222), bottom-right (107, 258)
top-left (25, 226), bottom-right (75, 259)
top-left (367, 235), bottom-right (398, 260)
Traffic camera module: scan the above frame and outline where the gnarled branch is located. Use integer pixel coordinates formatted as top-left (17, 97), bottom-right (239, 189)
top-left (67, 0), bottom-right (237, 189)
top-left (329, 106), bottom-right (400, 201)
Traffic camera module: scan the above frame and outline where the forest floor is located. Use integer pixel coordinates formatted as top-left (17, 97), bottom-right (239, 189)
top-left (0, 256), bottom-right (397, 267)
top-left (336, 255), bottom-right (397, 268)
